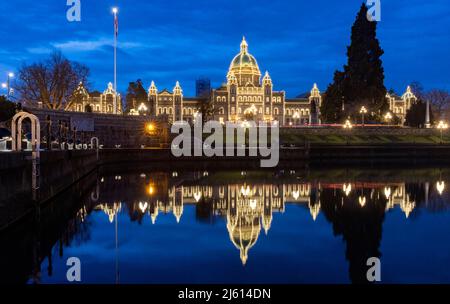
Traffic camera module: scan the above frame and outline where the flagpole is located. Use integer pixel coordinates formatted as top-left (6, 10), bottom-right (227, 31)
top-left (113, 7), bottom-right (118, 114)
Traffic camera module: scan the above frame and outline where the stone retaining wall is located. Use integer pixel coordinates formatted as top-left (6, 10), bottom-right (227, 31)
top-left (28, 108), bottom-right (158, 148)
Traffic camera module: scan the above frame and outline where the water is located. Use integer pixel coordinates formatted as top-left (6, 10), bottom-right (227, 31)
top-left (2, 168), bottom-right (450, 284)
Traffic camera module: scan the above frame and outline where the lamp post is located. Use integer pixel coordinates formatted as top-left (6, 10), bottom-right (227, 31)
top-left (360, 106), bottom-right (367, 126)
top-left (343, 118), bottom-right (353, 145)
top-left (7, 72), bottom-right (14, 97)
top-left (384, 112), bottom-right (393, 126)
top-left (436, 120), bottom-right (448, 144)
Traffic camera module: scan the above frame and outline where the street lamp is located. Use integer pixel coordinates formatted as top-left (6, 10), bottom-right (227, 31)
top-left (360, 106), bottom-right (368, 126)
top-left (343, 119), bottom-right (353, 129)
top-left (343, 119), bottom-right (353, 145)
top-left (436, 120), bottom-right (448, 144)
top-left (384, 112), bottom-right (393, 126)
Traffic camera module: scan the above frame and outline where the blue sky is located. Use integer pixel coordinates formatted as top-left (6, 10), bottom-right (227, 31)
top-left (0, 0), bottom-right (449, 97)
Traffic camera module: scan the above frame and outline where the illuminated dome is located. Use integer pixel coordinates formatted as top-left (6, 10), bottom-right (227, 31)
top-left (227, 214), bottom-right (261, 265)
top-left (228, 37), bottom-right (261, 86)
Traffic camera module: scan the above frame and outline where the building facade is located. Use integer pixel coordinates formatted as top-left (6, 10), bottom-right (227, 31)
top-left (69, 82), bottom-right (122, 114)
top-left (386, 86), bottom-right (418, 124)
top-left (135, 38), bottom-right (322, 126)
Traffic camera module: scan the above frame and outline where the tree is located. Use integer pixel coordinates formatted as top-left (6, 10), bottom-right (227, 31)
top-left (405, 99), bottom-right (434, 128)
top-left (125, 80), bottom-right (147, 113)
top-left (16, 51), bottom-right (89, 110)
top-left (0, 96), bottom-right (17, 121)
top-left (321, 3), bottom-right (387, 123)
top-left (199, 99), bottom-right (216, 124)
top-left (409, 81), bottom-right (425, 100)
top-left (426, 89), bottom-right (450, 119)
top-left (321, 71), bottom-right (345, 123)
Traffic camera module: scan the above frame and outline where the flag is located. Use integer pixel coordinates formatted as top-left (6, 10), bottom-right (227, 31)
top-left (114, 13), bottom-right (118, 37)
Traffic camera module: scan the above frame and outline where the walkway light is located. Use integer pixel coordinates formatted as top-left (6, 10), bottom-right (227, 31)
top-left (384, 112), bottom-right (392, 125)
top-left (436, 121), bottom-right (448, 144)
top-left (343, 119), bottom-right (353, 129)
top-left (360, 106), bottom-right (368, 126)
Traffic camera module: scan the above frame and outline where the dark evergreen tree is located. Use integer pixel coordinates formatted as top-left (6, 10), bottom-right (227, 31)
top-left (322, 3), bottom-right (387, 123)
top-left (125, 79), bottom-right (147, 113)
top-left (321, 71), bottom-right (346, 123)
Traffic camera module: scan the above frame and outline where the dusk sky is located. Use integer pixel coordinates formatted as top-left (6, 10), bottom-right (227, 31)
top-left (0, 0), bottom-right (449, 97)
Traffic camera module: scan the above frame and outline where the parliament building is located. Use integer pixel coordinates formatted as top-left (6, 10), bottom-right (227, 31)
top-left (69, 37), bottom-right (418, 127)
top-left (134, 37), bottom-right (323, 126)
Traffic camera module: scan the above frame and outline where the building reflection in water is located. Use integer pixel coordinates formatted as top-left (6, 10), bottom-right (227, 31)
top-left (91, 172), bottom-right (443, 269)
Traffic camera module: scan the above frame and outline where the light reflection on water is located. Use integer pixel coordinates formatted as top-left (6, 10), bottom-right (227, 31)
top-left (10, 170), bottom-right (450, 284)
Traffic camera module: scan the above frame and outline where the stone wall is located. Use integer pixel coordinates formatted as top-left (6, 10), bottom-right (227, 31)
top-left (28, 108), bottom-right (159, 148)
top-left (0, 150), bottom-right (97, 230)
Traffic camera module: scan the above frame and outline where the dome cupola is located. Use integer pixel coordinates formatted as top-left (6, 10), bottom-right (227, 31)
top-left (228, 37), bottom-right (262, 87)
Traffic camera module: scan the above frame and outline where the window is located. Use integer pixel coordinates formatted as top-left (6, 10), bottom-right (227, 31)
top-left (274, 108), bottom-right (279, 115)
top-left (266, 107), bottom-right (270, 114)
top-left (219, 107), bottom-right (225, 115)
top-left (231, 107), bottom-right (235, 114)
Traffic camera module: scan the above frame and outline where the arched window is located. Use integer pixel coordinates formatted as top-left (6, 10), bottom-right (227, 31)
top-left (274, 108), bottom-right (279, 115)
top-left (238, 96), bottom-right (242, 102)
top-left (219, 107), bottom-right (225, 115)
top-left (266, 107), bottom-right (270, 114)
top-left (222, 97), bottom-right (226, 102)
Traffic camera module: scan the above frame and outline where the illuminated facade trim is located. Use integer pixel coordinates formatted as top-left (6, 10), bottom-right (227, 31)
top-left (136, 38), bottom-right (322, 126)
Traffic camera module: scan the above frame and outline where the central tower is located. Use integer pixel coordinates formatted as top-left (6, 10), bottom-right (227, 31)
top-left (228, 37), bottom-right (262, 87)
